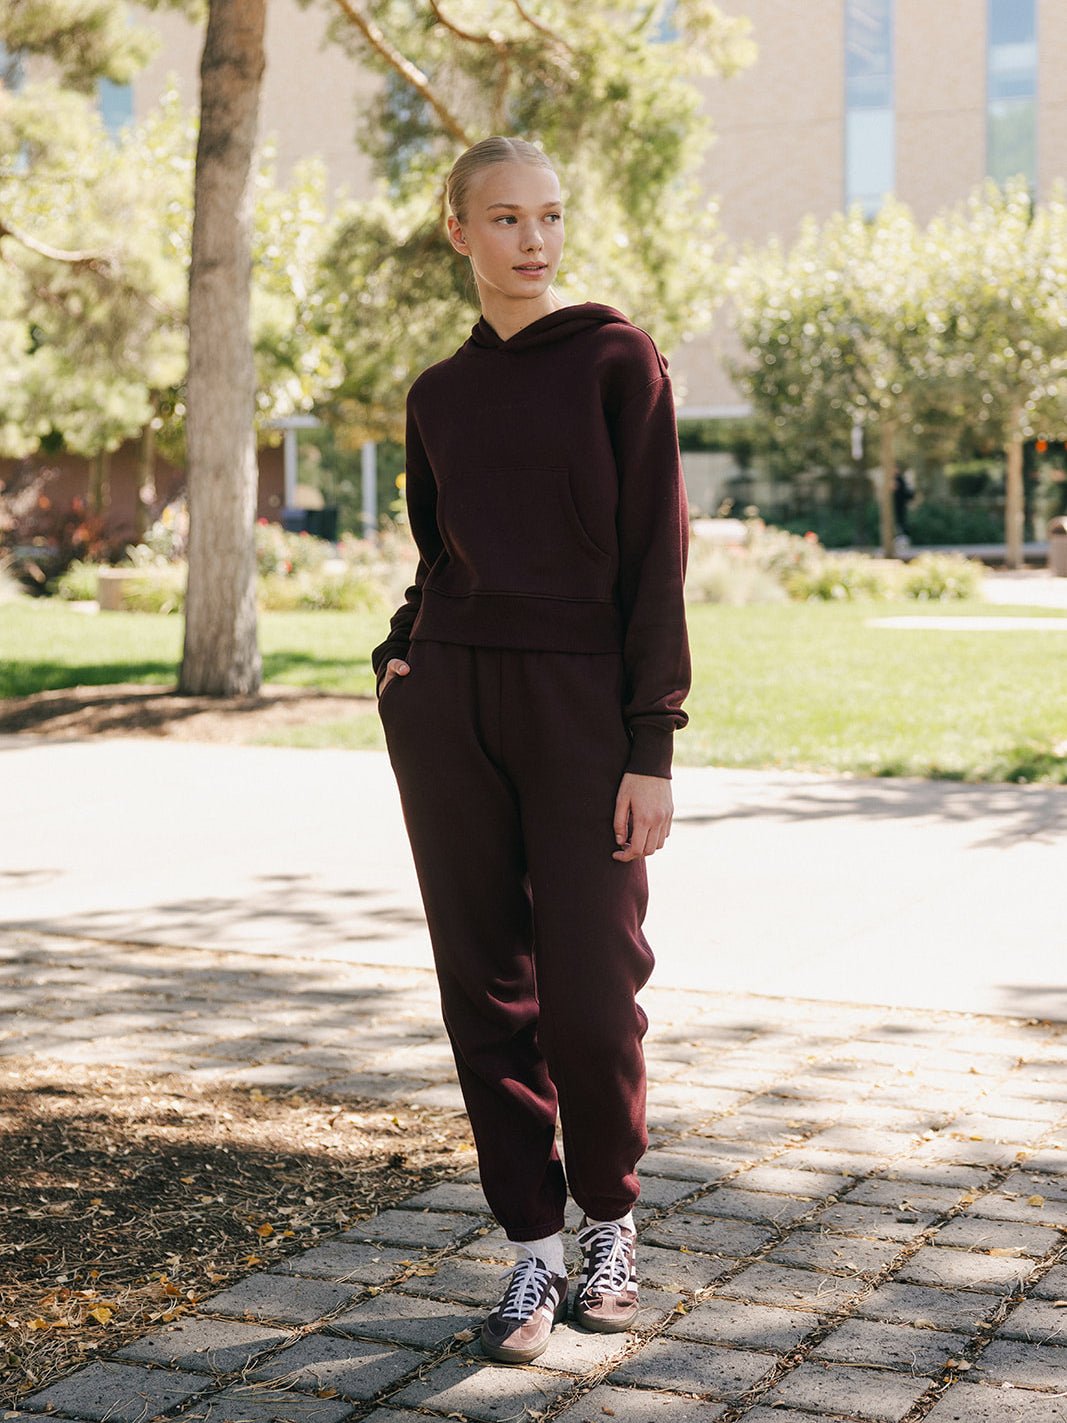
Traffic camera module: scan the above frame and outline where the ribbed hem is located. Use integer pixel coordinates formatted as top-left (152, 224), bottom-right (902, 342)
top-left (625, 725), bottom-right (674, 779)
top-left (413, 589), bottom-right (622, 653)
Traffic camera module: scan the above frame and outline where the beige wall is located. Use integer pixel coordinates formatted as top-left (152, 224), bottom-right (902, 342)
top-left (895, 0), bottom-right (986, 222)
top-left (131, 1), bottom-right (382, 192)
top-left (699, 0), bottom-right (845, 243)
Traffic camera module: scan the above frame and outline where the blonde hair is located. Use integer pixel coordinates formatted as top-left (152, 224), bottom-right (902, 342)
top-left (446, 135), bottom-right (559, 225)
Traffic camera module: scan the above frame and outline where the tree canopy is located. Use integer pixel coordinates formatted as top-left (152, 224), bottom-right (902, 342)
top-left (728, 178), bottom-right (1067, 559)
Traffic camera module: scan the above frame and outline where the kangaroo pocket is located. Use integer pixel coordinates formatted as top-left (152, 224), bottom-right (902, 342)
top-left (434, 465), bottom-right (612, 600)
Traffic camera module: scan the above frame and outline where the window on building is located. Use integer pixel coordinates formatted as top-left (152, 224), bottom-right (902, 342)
top-left (0, 42), bottom-right (25, 91)
top-left (987, 0), bottom-right (1037, 188)
top-left (845, 0), bottom-right (894, 218)
top-left (98, 78), bottom-right (134, 138)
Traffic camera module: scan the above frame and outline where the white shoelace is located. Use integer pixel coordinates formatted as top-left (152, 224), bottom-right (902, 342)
top-left (495, 1253), bottom-right (554, 1322)
top-left (576, 1222), bottom-right (633, 1296)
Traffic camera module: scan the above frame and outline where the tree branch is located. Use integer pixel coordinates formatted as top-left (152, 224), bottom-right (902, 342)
top-left (427, 0), bottom-right (510, 129)
top-left (327, 0), bottom-right (474, 146)
top-left (510, 0), bottom-right (574, 52)
top-left (0, 215), bottom-right (115, 275)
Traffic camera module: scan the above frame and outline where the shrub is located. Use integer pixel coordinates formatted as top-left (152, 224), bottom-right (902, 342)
top-left (685, 541), bottom-right (788, 605)
top-left (53, 559), bottom-right (103, 601)
top-left (908, 498), bottom-right (1002, 546)
top-left (901, 552), bottom-right (983, 601)
top-left (121, 565), bottom-right (187, 614)
top-left (785, 553), bottom-right (901, 602)
top-left (255, 520), bottom-right (333, 577)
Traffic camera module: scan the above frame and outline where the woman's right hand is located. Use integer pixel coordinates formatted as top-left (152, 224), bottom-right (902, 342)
top-left (379, 657), bottom-right (411, 696)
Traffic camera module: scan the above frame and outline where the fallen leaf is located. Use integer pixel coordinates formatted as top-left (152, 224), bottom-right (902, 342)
top-left (988, 1248), bottom-right (1022, 1258)
top-left (257, 1223), bottom-right (274, 1238)
top-left (87, 1306), bottom-right (112, 1326)
top-left (1028, 1195), bottom-right (1046, 1207)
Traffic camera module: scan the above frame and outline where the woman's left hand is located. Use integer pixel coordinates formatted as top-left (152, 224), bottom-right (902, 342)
top-left (612, 772), bottom-right (674, 861)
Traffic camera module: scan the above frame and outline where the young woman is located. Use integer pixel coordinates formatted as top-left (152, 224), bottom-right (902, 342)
top-left (372, 134), bottom-right (691, 1365)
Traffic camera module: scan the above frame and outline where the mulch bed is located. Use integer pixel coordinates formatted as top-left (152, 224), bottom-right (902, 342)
top-left (0, 1060), bottom-right (472, 1407)
top-left (0, 684), bottom-right (376, 743)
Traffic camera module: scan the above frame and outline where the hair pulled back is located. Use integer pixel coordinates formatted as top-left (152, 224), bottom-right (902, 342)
top-left (446, 135), bottom-right (559, 225)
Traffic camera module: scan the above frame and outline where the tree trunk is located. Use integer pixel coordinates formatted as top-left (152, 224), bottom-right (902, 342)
top-left (879, 418), bottom-right (897, 558)
top-left (179, 0), bottom-right (266, 696)
top-left (1005, 424), bottom-right (1025, 571)
top-left (89, 450), bottom-right (111, 516)
top-left (135, 420), bottom-right (156, 542)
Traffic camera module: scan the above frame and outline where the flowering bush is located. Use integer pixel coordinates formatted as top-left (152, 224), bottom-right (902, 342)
top-left (254, 520), bottom-right (332, 577)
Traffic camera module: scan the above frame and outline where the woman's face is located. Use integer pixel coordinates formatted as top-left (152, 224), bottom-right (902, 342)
top-left (447, 160), bottom-right (565, 303)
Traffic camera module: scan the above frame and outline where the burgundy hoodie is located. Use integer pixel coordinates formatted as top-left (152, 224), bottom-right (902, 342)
top-left (371, 301), bottom-right (691, 778)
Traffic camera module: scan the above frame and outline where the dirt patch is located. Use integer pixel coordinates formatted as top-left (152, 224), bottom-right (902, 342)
top-left (0, 1059), bottom-right (473, 1405)
top-left (0, 684), bottom-right (375, 744)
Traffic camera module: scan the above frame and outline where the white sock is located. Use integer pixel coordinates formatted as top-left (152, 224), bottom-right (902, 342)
top-left (514, 1231), bottom-right (565, 1276)
top-left (587, 1210), bottom-right (635, 1233)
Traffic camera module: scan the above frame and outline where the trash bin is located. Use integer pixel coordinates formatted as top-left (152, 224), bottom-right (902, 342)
top-left (1050, 517), bottom-right (1067, 577)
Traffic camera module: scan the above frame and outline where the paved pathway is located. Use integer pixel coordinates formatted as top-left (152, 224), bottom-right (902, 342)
top-left (3, 926), bottom-right (1066, 1423)
top-left (3, 738), bottom-right (1067, 1021)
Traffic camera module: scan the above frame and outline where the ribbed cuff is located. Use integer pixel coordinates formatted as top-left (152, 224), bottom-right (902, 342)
top-left (625, 725), bottom-right (674, 779)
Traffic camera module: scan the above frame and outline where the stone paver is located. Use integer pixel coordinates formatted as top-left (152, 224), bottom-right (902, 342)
top-left (923, 1383), bottom-right (1067, 1421)
top-left (339, 1207), bottom-right (484, 1250)
top-left (22, 1361), bottom-right (207, 1422)
top-left (199, 1272), bottom-right (363, 1324)
top-left (973, 1336), bottom-right (1067, 1390)
top-left (1030, 1263), bottom-right (1067, 1299)
top-left (999, 1298), bottom-right (1067, 1342)
top-left (718, 1261), bottom-right (866, 1314)
top-left (852, 1281), bottom-right (1002, 1333)
top-left (331, 1290), bottom-right (478, 1350)
top-left (268, 1240), bottom-right (414, 1284)
top-left (609, 1337), bottom-right (776, 1398)
top-left (175, 1387), bottom-right (355, 1423)
top-left (392, 1356), bottom-right (571, 1420)
top-left (810, 1317), bottom-right (968, 1375)
top-left (760, 1360), bottom-right (930, 1420)
top-left (765, 1227), bottom-right (901, 1278)
top-left (246, 1332), bottom-right (426, 1400)
top-left (114, 1317), bottom-right (291, 1374)
top-left (668, 1297), bottom-right (818, 1352)
top-left (553, 1382), bottom-right (726, 1421)
top-left (896, 1244), bottom-right (1035, 1293)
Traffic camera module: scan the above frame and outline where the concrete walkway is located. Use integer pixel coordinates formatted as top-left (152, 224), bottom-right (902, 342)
top-left (2, 737), bottom-right (1065, 1021)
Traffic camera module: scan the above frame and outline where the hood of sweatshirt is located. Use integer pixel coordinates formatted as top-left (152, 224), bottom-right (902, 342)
top-left (467, 301), bottom-right (633, 352)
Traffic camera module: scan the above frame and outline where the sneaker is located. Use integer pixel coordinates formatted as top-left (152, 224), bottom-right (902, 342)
top-left (573, 1218), bottom-right (639, 1332)
top-left (480, 1251), bottom-right (569, 1364)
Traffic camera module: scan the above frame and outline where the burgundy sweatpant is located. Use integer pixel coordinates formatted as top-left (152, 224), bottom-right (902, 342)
top-left (378, 639), bottom-right (655, 1240)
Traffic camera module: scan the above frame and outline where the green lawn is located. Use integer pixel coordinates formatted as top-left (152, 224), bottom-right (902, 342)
top-left (2, 599), bottom-right (1066, 782)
